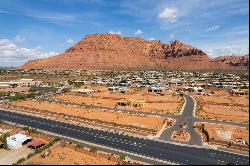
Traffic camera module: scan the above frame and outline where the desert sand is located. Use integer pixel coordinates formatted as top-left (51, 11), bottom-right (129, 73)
top-left (55, 92), bottom-right (182, 114)
top-left (12, 100), bottom-right (166, 132)
top-left (195, 95), bottom-right (249, 124)
top-left (196, 122), bottom-right (249, 143)
top-left (171, 130), bottom-right (190, 142)
top-left (21, 143), bottom-right (116, 165)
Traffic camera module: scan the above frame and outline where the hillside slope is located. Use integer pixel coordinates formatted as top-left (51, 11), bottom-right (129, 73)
top-left (20, 33), bottom-right (242, 71)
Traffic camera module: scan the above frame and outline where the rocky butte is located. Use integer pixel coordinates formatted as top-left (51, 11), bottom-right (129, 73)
top-left (214, 54), bottom-right (249, 70)
top-left (20, 34), bottom-right (249, 71)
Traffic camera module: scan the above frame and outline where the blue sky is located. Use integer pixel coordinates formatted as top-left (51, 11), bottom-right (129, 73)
top-left (0, 0), bottom-right (249, 66)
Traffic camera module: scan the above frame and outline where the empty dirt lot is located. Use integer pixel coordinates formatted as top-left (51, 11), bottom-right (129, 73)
top-left (195, 95), bottom-right (249, 124)
top-left (10, 100), bottom-right (168, 133)
top-left (0, 87), bottom-right (30, 93)
top-left (196, 122), bottom-right (249, 144)
top-left (171, 130), bottom-right (190, 142)
top-left (54, 92), bottom-right (182, 115)
top-left (21, 142), bottom-right (117, 165)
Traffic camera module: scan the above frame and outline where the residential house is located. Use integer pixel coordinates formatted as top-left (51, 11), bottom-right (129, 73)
top-left (6, 133), bottom-right (31, 149)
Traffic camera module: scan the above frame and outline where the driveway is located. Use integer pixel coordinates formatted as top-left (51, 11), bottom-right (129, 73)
top-left (0, 146), bottom-right (33, 165)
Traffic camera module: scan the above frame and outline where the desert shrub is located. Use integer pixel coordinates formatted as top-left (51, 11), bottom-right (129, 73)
top-left (27, 153), bottom-right (34, 159)
top-left (90, 146), bottom-right (98, 153)
top-left (76, 143), bottom-right (84, 149)
top-left (22, 127), bottom-right (37, 134)
top-left (62, 88), bottom-right (70, 93)
top-left (15, 157), bottom-right (26, 165)
top-left (119, 153), bottom-right (128, 160)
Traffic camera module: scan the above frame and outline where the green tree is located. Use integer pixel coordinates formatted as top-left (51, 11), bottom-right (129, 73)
top-left (8, 93), bottom-right (26, 101)
top-left (0, 132), bottom-right (10, 149)
top-left (0, 92), bottom-right (7, 97)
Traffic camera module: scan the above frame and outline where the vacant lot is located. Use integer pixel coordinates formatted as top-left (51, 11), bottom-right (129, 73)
top-left (171, 130), bottom-right (190, 142)
top-left (21, 142), bottom-right (117, 165)
top-left (195, 96), bottom-right (249, 124)
top-left (0, 123), bottom-right (20, 135)
top-left (79, 85), bottom-right (108, 92)
top-left (196, 122), bottom-right (249, 145)
top-left (11, 100), bottom-right (167, 133)
top-left (0, 87), bottom-right (30, 93)
top-left (203, 89), bottom-right (230, 96)
top-left (55, 92), bottom-right (182, 114)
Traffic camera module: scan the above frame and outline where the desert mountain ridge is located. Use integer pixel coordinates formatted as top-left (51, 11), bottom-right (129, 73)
top-left (20, 33), bottom-right (249, 71)
top-left (213, 54), bottom-right (249, 69)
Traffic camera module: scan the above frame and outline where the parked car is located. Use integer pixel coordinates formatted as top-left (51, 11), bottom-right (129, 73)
top-left (41, 149), bottom-right (51, 158)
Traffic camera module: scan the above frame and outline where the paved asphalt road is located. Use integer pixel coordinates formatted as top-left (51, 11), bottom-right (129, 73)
top-left (41, 96), bottom-right (247, 128)
top-left (4, 106), bottom-right (148, 136)
top-left (160, 94), bottom-right (202, 146)
top-left (194, 118), bottom-right (249, 128)
top-left (39, 98), bottom-right (178, 119)
top-left (0, 110), bottom-right (248, 165)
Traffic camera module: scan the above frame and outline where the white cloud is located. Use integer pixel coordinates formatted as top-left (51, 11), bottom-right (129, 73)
top-left (0, 37), bottom-right (58, 66)
top-left (14, 35), bottom-right (26, 43)
top-left (36, 45), bottom-right (43, 50)
top-left (134, 29), bottom-right (143, 35)
top-left (205, 25), bottom-right (220, 32)
top-left (148, 38), bottom-right (155, 41)
top-left (66, 38), bottom-right (74, 44)
top-left (108, 30), bottom-right (122, 35)
top-left (204, 45), bottom-right (249, 57)
top-left (25, 12), bottom-right (79, 23)
top-left (168, 33), bottom-right (175, 40)
top-left (158, 7), bottom-right (178, 22)
top-left (0, 9), bottom-right (13, 14)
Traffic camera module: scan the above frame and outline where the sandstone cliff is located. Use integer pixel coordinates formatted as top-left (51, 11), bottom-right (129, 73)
top-left (20, 33), bottom-right (243, 71)
top-left (214, 55), bottom-right (249, 69)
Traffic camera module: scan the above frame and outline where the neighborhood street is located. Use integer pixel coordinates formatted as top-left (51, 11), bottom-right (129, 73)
top-left (40, 96), bottom-right (248, 128)
top-left (0, 109), bottom-right (248, 165)
top-left (159, 94), bottom-right (202, 146)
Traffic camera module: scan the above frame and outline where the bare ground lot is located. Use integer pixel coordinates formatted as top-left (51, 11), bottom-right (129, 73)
top-left (203, 89), bottom-right (231, 96)
top-left (54, 92), bottom-right (182, 115)
top-left (0, 75), bottom-right (21, 81)
top-left (0, 123), bottom-right (20, 135)
top-left (5, 100), bottom-right (170, 134)
top-left (195, 95), bottom-right (249, 124)
top-left (21, 142), bottom-right (117, 165)
top-left (171, 130), bottom-right (190, 142)
top-left (0, 87), bottom-right (30, 93)
top-left (79, 85), bottom-right (109, 92)
top-left (195, 122), bottom-right (249, 146)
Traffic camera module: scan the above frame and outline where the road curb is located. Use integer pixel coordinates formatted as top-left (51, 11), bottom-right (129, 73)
top-left (2, 120), bottom-right (176, 165)
top-left (178, 95), bottom-right (186, 115)
top-left (189, 95), bottom-right (197, 117)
